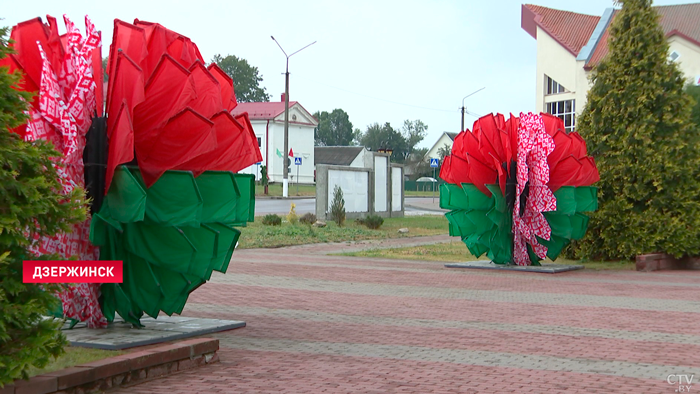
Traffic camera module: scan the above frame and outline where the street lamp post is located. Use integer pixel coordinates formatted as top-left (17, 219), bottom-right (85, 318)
top-left (271, 36), bottom-right (316, 198)
top-left (460, 87), bottom-right (485, 131)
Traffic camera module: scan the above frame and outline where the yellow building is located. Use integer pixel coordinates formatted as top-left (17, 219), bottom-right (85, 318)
top-left (522, 3), bottom-right (700, 131)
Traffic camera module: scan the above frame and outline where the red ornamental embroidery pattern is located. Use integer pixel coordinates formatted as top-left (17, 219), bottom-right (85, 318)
top-left (18, 16), bottom-right (107, 327)
top-left (512, 113), bottom-right (556, 266)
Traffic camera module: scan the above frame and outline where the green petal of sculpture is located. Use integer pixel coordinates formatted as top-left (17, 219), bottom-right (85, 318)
top-left (90, 166), bottom-right (253, 326)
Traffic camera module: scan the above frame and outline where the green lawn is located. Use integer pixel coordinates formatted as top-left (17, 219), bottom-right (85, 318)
top-left (238, 215), bottom-right (449, 249)
top-left (404, 190), bottom-right (440, 197)
top-left (339, 240), bottom-right (636, 270)
top-left (26, 346), bottom-right (124, 377)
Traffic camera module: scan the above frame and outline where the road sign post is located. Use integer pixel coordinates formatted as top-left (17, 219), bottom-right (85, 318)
top-left (430, 158), bottom-right (440, 203)
top-left (294, 157), bottom-right (302, 195)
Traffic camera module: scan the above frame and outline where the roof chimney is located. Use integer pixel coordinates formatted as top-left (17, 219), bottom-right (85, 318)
top-left (281, 93), bottom-right (286, 102)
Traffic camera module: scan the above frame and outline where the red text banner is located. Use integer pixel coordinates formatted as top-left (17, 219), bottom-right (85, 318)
top-left (23, 260), bottom-right (123, 283)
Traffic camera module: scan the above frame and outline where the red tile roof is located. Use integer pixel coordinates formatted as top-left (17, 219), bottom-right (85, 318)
top-left (229, 101), bottom-right (300, 120)
top-left (586, 3), bottom-right (700, 69)
top-left (522, 4), bottom-right (601, 56)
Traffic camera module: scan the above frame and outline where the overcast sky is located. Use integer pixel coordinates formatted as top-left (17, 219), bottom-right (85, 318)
top-left (4, 0), bottom-right (697, 149)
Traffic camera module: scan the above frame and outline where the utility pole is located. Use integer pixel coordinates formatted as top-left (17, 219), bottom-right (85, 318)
top-left (271, 36), bottom-right (316, 198)
top-left (461, 87), bottom-right (486, 131)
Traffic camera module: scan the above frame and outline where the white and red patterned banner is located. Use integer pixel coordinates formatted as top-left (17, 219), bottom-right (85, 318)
top-left (512, 113), bottom-right (557, 266)
top-left (25, 15), bottom-right (106, 328)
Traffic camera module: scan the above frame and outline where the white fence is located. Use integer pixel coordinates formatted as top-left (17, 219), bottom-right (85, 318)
top-left (316, 154), bottom-right (403, 220)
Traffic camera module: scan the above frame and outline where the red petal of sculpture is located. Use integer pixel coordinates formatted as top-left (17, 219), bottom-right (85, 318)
top-left (105, 102), bottom-right (135, 190)
top-left (207, 63), bottom-right (237, 111)
top-left (231, 113), bottom-right (264, 173)
top-left (103, 20), bottom-right (261, 188)
top-left (138, 108), bottom-right (216, 186)
top-left (188, 61), bottom-right (224, 119)
top-left (440, 112), bottom-right (599, 267)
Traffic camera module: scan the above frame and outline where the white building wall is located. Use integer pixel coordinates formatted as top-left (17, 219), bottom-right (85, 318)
top-left (349, 148), bottom-right (372, 168)
top-left (536, 26), bottom-right (581, 114)
top-left (536, 29), bottom-right (700, 117)
top-left (236, 120), bottom-right (315, 184)
top-left (669, 36), bottom-right (700, 85)
top-left (425, 133), bottom-right (454, 160)
top-left (234, 103), bottom-right (317, 184)
top-left (349, 154), bottom-right (364, 168)
top-left (269, 122), bottom-right (282, 182)
top-left (238, 120), bottom-right (267, 181)
top-left (259, 122), bottom-right (315, 184)
top-left (287, 123), bottom-right (315, 184)
top-left (575, 61), bottom-right (593, 113)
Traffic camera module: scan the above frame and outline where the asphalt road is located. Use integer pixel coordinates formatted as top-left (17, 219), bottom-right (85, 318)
top-left (255, 198), bottom-right (316, 215)
top-left (254, 197), bottom-right (446, 216)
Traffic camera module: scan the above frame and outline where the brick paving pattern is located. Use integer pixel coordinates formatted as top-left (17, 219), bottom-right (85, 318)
top-left (113, 240), bottom-right (700, 393)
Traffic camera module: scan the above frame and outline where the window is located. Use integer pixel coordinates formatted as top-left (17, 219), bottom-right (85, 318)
top-left (545, 75), bottom-right (567, 95)
top-left (669, 51), bottom-right (681, 62)
top-left (546, 100), bottom-right (576, 132)
top-left (257, 137), bottom-right (262, 147)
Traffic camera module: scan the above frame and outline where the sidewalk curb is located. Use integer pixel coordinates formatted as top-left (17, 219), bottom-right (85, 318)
top-left (6, 338), bottom-right (219, 394)
top-left (404, 204), bottom-right (447, 213)
top-left (255, 196), bottom-right (315, 200)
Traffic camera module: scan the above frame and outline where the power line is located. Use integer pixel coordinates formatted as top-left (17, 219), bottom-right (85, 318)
top-left (295, 76), bottom-right (466, 114)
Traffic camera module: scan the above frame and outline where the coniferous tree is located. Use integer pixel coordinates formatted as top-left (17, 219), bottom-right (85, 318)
top-left (685, 85), bottom-right (700, 127)
top-left (329, 185), bottom-right (345, 227)
top-left (573, 0), bottom-right (700, 260)
top-left (0, 26), bottom-right (87, 386)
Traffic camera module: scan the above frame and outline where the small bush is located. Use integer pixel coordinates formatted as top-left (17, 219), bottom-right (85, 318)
top-left (356, 215), bottom-right (384, 229)
top-left (262, 214), bottom-right (282, 226)
top-left (329, 185), bottom-right (346, 227)
top-left (287, 203), bottom-right (299, 225)
top-left (300, 212), bottom-right (317, 225)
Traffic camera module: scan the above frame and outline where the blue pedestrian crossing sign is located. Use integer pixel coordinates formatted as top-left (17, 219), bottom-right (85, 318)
top-left (294, 157), bottom-right (302, 165)
top-left (430, 158), bottom-right (439, 168)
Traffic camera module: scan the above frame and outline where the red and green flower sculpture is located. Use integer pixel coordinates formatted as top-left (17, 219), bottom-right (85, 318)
top-left (3, 16), bottom-right (261, 327)
top-left (439, 112), bottom-right (599, 266)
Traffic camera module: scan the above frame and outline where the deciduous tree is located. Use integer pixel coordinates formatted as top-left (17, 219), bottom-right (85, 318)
top-left (437, 144), bottom-right (451, 161)
top-left (400, 119), bottom-right (428, 162)
top-left (212, 54), bottom-right (270, 103)
top-left (313, 109), bottom-right (354, 146)
top-left (359, 119), bottom-right (428, 163)
top-left (359, 122), bottom-right (407, 162)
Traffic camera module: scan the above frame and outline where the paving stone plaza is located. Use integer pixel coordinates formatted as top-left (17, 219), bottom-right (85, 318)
top-left (108, 238), bottom-right (700, 393)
